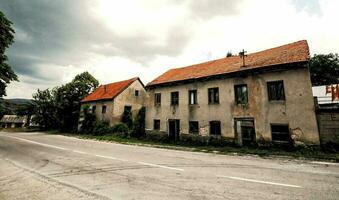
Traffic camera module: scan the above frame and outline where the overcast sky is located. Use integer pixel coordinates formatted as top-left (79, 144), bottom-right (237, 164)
top-left (1, 0), bottom-right (338, 99)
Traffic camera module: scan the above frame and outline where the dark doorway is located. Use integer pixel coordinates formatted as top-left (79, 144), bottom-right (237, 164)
top-left (168, 119), bottom-right (180, 141)
top-left (235, 118), bottom-right (256, 146)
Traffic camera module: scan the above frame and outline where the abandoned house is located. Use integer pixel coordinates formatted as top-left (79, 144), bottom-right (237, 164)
top-left (145, 40), bottom-right (320, 145)
top-left (79, 77), bottom-right (147, 127)
top-left (0, 115), bottom-right (28, 128)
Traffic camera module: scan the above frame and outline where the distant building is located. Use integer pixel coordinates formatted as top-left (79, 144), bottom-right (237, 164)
top-left (145, 40), bottom-right (320, 145)
top-left (79, 77), bottom-right (147, 128)
top-left (0, 115), bottom-right (28, 128)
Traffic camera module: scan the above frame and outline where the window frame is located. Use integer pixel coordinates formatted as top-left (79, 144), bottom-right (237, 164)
top-left (267, 80), bottom-right (285, 101)
top-left (171, 91), bottom-right (179, 106)
top-left (92, 105), bottom-right (96, 114)
top-left (189, 121), bottom-right (199, 134)
top-left (209, 120), bottom-right (221, 135)
top-left (208, 87), bottom-right (219, 104)
top-left (154, 93), bottom-right (161, 106)
top-left (188, 90), bottom-right (198, 105)
top-left (135, 90), bottom-right (139, 97)
top-left (234, 84), bottom-right (248, 105)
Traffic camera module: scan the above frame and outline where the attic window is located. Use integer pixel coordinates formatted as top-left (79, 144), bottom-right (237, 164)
top-left (135, 90), bottom-right (139, 96)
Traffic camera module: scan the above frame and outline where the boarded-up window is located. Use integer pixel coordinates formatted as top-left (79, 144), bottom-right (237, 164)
top-left (208, 87), bottom-right (219, 104)
top-left (189, 121), bottom-right (199, 134)
top-left (189, 90), bottom-right (197, 105)
top-left (234, 84), bottom-right (248, 104)
top-left (271, 124), bottom-right (290, 143)
top-left (154, 120), bottom-right (160, 130)
top-left (154, 93), bottom-right (161, 106)
top-left (210, 121), bottom-right (221, 135)
top-left (267, 81), bottom-right (285, 101)
top-left (171, 92), bottom-right (179, 106)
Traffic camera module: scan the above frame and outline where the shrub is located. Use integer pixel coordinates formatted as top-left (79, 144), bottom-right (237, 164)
top-left (92, 120), bottom-right (111, 136)
top-left (113, 123), bottom-right (129, 137)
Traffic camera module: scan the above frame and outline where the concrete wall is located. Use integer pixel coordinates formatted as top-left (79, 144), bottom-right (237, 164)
top-left (317, 111), bottom-right (339, 145)
top-left (145, 67), bottom-right (320, 145)
top-left (81, 79), bottom-right (147, 127)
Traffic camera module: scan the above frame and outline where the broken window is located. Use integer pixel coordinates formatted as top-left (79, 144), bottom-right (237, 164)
top-left (267, 81), bottom-right (285, 101)
top-left (271, 124), bottom-right (291, 143)
top-left (135, 90), bottom-right (139, 96)
top-left (171, 91), bottom-right (179, 106)
top-left (154, 119), bottom-right (160, 130)
top-left (208, 87), bottom-right (219, 104)
top-left (234, 84), bottom-right (248, 105)
top-left (154, 93), bottom-right (161, 106)
top-left (188, 90), bottom-right (197, 105)
top-left (189, 121), bottom-right (199, 134)
top-left (92, 105), bottom-right (96, 114)
top-left (102, 105), bottom-right (106, 114)
top-left (210, 121), bottom-right (221, 135)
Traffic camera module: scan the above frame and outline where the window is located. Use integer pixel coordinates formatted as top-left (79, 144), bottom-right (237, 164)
top-left (124, 106), bottom-right (132, 113)
top-left (210, 121), bottom-right (221, 135)
top-left (234, 84), bottom-right (248, 105)
top-left (271, 124), bottom-right (290, 143)
top-left (267, 81), bottom-right (285, 101)
top-left (154, 120), bottom-right (160, 130)
top-left (154, 93), bottom-right (161, 106)
top-left (92, 105), bottom-right (96, 114)
top-left (188, 90), bottom-right (197, 105)
top-left (208, 87), bottom-right (219, 104)
top-left (171, 91), bottom-right (179, 106)
top-left (135, 90), bottom-right (139, 96)
top-left (189, 121), bottom-right (199, 134)
top-left (102, 105), bottom-right (106, 114)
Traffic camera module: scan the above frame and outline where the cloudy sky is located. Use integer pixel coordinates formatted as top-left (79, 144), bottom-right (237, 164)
top-left (1, 0), bottom-right (338, 99)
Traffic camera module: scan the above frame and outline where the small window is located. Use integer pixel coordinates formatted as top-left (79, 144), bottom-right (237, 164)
top-left (189, 121), bottom-right (199, 134)
top-left (188, 90), bottom-right (197, 105)
top-left (154, 93), bottom-right (161, 106)
top-left (154, 120), bottom-right (160, 130)
top-left (102, 105), bottom-right (107, 114)
top-left (92, 105), bottom-right (96, 114)
top-left (124, 106), bottom-right (132, 113)
top-left (208, 87), bottom-right (219, 104)
top-left (171, 92), bottom-right (179, 106)
top-left (267, 81), bottom-right (285, 101)
top-left (271, 124), bottom-right (290, 143)
top-left (234, 84), bottom-right (248, 105)
top-left (135, 90), bottom-right (139, 96)
top-left (210, 121), bottom-right (221, 135)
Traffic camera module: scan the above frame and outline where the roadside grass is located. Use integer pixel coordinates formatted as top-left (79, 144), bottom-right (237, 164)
top-left (76, 133), bottom-right (339, 162)
top-left (2, 128), bottom-right (338, 162)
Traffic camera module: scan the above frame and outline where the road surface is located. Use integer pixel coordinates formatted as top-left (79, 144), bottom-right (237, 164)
top-left (0, 131), bottom-right (338, 199)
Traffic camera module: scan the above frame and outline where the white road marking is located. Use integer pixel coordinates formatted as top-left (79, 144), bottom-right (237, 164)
top-left (73, 150), bottom-right (86, 154)
top-left (217, 175), bottom-right (302, 188)
top-left (94, 154), bottom-right (127, 162)
top-left (6, 136), bottom-right (68, 151)
top-left (138, 161), bottom-right (184, 171)
top-left (311, 161), bottom-right (339, 166)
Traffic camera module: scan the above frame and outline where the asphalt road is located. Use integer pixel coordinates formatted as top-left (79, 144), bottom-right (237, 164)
top-left (0, 132), bottom-right (338, 200)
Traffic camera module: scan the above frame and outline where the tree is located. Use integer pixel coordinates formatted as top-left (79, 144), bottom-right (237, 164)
top-left (0, 11), bottom-right (18, 97)
top-left (32, 72), bottom-right (99, 131)
top-left (309, 53), bottom-right (339, 86)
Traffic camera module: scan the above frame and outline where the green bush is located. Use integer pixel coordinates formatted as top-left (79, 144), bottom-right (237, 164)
top-left (113, 123), bottom-right (129, 136)
top-left (92, 120), bottom-right (111, 136)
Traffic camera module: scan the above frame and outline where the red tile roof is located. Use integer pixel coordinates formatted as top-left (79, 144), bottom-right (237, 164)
top-left (147, 40), bottom-right (310, 87)
top-left (81, 77), bottom-right (139, 102)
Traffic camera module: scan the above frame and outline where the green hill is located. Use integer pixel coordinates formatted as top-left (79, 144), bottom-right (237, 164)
top-left (0, 98), bottom-right (33, 118)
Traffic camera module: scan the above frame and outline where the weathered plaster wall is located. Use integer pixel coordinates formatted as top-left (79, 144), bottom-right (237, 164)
top-left (81, 80), bottom-right (148, 126)
top-left (145, 67), bottom-right (320, 144)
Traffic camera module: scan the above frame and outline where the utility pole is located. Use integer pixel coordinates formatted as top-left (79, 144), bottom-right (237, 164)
top-left (239, 49), bottom-right (247, 67)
